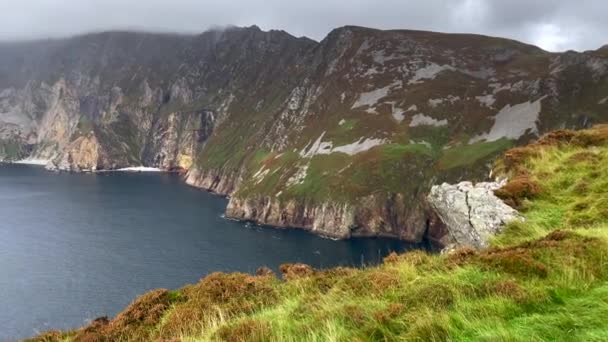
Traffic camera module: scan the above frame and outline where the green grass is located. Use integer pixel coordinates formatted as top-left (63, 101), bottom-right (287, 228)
top-left (408, 125), bottom-right (451, 151)
top-left (381, 143), bottom-right (435, 158)
top-left (336, 118), bottom-right (358, 133)
top-left (494, 140), bottom-right (608, 246)
top-left (439, 138), bottom-right (514, 170)
top-left (232, 133), bottom-right (510, 210)
top-left (76, 116), bottom-right (94, 134)
top-left (29, 126), bottom-right (608, 341)
top-left (252, 149), bottom-right (271, 165)
top-left (235, 142), bottom-right (437, 205)
top-left (0, 139), bottom-right (28, 161)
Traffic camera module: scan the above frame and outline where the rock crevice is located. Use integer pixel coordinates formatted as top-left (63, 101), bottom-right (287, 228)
top-left (427, 181), bottom-right (522, 249)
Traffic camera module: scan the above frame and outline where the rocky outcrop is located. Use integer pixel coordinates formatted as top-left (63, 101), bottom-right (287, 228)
top-left (185, 168), bottom-right (241, 195)
top-left (226, 196), bottom-right (356, 239)
top-left (142, 111), bottom-right (213, 171)
top-left (427, 181), bottom-right (522, 249)
top-left (48, 134), bottom-right (101, 172)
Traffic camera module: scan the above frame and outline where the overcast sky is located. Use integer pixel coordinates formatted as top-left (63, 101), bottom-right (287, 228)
top-left (0, 0), bottom-right (606, 52)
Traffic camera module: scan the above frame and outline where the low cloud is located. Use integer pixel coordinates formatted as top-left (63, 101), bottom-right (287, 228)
top-left (0, 0), bottom-right (605, 51)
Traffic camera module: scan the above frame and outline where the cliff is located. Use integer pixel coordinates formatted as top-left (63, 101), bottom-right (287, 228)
top-left (2, 26), bottom-right (608, 243)
top-left (0, 27), bottom-right (314, 171)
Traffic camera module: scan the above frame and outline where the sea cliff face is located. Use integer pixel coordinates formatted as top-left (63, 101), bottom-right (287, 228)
top-left (226, 193), bottom-right (429, 241)
top-left (0, 28), bottom-right (313, 171)
top-left (226, 196), bottom-right (356, 239)
top-left (184, 167), bottom-right (241, 195)
top-left (2, 26), bottom-right (608, 243)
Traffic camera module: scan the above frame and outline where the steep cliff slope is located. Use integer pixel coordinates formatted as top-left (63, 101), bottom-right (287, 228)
top-left (2, 26), bottom-right (608, 242)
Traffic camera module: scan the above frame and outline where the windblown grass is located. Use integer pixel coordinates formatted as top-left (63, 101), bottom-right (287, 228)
top-left (29, 126), bottom-right (608, 342)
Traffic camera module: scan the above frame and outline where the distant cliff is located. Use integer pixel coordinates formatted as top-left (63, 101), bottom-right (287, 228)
top-left (2, 26), bottom-right (608, 243)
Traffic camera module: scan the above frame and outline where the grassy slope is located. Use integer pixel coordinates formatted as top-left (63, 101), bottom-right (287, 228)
top-left (0, 140), bottom-right (19, 160)
top-left (31, 126), bottom-right (608, 342)
top-left (234, 132), bottom-right (512, 207)
top-left (0, 139), bottom-right (31, 161)
top-left (199, 29), bottom-right (560, 205)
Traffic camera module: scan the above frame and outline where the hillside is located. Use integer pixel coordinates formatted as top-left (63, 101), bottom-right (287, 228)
top-left (2, 26), bottom-right (608, 243)
top-left (29, 125), bottom-right (608, 341)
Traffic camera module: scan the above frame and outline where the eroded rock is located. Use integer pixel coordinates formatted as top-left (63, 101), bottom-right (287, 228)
top-left (428, 181), bottom-right (522, 249)
top-left (48, 134), bottom-right (101, 172)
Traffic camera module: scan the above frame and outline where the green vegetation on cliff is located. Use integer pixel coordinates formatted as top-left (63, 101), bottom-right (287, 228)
top-left (236, 142), bottom-right (438, 204)
top-left (234, 135), bottom-right (512, 208)
top-left (31, 126), bottom-right (608, 341)
top-left (0, 139), bottom-right (30, 161)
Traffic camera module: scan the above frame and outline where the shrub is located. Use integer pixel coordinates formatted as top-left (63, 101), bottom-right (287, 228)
top-left (477, 248), bottom-right (549, 278)
top-left (159, 273), bottom-right (277, 337)
top-left (215, 319), bottom-right (272, 342)
top-left (494, 175), bottom-right (541, 208)
top-left (279, 263), bottom-right (315, 280)
top-left (500, 146), bottom-right (539, 173)
top-left (484, 279), bottom-right (528, 302)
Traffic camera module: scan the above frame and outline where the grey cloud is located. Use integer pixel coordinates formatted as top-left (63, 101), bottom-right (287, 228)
top-left (0, 0), bottom-right (606, 51)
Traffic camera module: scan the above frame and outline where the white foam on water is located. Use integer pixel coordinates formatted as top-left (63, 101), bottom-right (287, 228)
top-left (13, 159), bottom-right (48, 166)
top-left (113, 166), bottom-right (164, 172)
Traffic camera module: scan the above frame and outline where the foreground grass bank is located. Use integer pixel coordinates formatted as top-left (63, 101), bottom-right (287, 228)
top-left (31, 126), bottom-right (608, 341)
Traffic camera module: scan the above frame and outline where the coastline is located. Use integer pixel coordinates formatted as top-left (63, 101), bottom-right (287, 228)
top-left (2, 160), bottom-right (167, 173)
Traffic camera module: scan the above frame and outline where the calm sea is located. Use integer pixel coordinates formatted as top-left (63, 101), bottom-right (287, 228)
top-left (0, 164), bottom-right (423, 340)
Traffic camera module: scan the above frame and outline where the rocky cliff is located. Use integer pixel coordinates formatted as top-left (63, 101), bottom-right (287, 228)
top-left (2, 26), bottom-right (608, 244)
top-left (0, 27), bottom-right (314, 171)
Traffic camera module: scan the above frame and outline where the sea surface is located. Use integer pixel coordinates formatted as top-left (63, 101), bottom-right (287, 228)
top-left (0, 164), bottom-right (424, 340)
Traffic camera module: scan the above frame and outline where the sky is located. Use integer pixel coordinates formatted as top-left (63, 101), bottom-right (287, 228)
top-left (0, 0), bottom-right (606, 52)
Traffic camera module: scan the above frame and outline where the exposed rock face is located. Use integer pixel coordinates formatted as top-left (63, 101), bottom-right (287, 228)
top-left (185, 167), bottom-right (241, 195)
top-left (427, 181), bottom-right (522, 249)
top-left (226, 194), bottom-right (428, 241)
top-left (226, 196), bottom-right (356, 239)
top-left (49, 134), bottom-right (101, 172)
top-left (142, 110), bottom-right (214, 171)
top-left (1, 26), bottom-right (608, 241)
top-left (0, 27), bottom-right (314, 171)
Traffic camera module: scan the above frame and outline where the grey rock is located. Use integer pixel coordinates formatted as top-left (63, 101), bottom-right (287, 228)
top-left (428, 180), bottom-right (522, 249)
